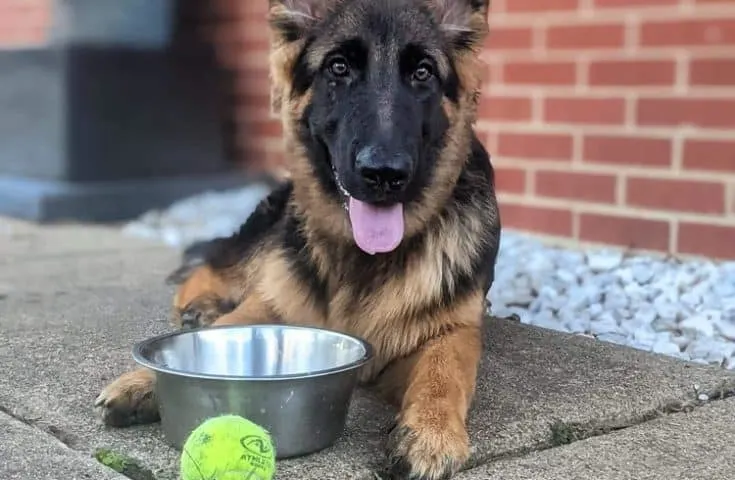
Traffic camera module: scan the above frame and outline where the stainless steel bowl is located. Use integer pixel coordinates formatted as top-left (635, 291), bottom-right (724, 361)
top-left (132, 324), bottom-right (373, 459)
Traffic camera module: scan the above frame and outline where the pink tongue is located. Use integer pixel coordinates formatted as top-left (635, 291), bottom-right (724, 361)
top-left (348, 197), bottom-right (405, 255)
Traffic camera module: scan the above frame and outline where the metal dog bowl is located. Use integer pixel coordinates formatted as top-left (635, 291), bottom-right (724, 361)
top-left (132, 324), bottom-right (373, 459)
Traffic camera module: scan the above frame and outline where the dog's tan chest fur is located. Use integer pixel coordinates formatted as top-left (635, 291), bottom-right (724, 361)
top-left (248, 210), bottom-right (489, 382)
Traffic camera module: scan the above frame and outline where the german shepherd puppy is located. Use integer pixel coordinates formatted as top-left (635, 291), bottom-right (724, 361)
top-left (95, 0), bottom-right (500, 478)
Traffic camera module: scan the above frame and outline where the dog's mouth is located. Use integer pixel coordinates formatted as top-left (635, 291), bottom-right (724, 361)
top-left (332, 166), bottom-right (405, 256)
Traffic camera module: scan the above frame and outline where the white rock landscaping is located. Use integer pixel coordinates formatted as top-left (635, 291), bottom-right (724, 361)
top-left (490, 233), bottom-right (735, 370)
top-left (121, 183), bottom-right (272, 248)
top-left (123, 186), bottom-right (735, 370)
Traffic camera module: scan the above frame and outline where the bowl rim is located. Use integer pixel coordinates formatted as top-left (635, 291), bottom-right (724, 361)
top-left (131, 323), bottom-right (374, 381)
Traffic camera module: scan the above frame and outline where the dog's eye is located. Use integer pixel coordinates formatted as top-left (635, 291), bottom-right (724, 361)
top-left (412, 61), bottom-right (434, 82)
top-left (328, 57), bottom-right (350, 77)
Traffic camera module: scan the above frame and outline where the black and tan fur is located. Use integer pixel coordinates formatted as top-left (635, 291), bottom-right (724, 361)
top-left (96, 1), bottom-right (500, 478)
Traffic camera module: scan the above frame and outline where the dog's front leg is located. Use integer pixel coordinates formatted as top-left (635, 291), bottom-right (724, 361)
top-left (379, 309), bottom-right (483, 479)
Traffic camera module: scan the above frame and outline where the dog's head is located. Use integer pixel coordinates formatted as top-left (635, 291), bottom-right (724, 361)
top-left (269, 0), bottom-right (490, 254)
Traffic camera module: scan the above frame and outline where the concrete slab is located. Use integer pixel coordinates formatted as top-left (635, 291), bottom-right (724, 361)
top-left (0, 216), bottom-right (175, 300)
top-left (1, 217), bottom-right (164, 260)
top-left (1, 222), bottom-right (735, 479)
top-left (456, 397), bottom-right (735, 480)
top-left (0, 410), bottom-right (125, 480)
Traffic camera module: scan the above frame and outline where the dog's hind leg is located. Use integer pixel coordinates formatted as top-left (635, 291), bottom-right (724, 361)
top-left (168, 252), bottom-right (238, 330)
top-left (376, 296), bottom-right (484, 480)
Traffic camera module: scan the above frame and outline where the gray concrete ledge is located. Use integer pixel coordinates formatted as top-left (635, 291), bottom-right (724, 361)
top-left (0, 410), bottom-right (126, 480)
top-left (1, 222), bottom-right (734, 479)
top-left (0, 172), bottom-right (259, 222)
top-left (456, 396), bottom-right (735, 480)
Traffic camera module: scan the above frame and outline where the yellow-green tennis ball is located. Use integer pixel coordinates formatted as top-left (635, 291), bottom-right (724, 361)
top-left (180, 414), bottom-right (276, 480)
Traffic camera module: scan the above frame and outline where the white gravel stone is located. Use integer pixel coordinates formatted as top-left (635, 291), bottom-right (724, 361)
top-left (122, 185), bottom-right (735, 370)
top-left (680, 314), bottom-right (716, 339)
top-left (121, 184), bottom-right (272, 248)
top-left (586, 250), bottom-right (624, 272)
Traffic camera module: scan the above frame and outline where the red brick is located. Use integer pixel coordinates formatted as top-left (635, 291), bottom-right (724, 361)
top-left (486, 27), bottom-right (534, 50)
top-left (498, 203), bottom-right (574, 237)
top-left (495, 167), bottom-right (527, 193)
top-left (504, 0), bottom-right (579, 12)
top-left (216, 44), bottom-right (247, 69)
top-left (497, 132), bottom-right (574, 160)
top-left (0, 1), bottom-right (50, 46)
top-left (237, 18), bottom-right (272, 38)
top-left (237, 119), bottom-right (283, 137)
top-left (239, 34), bottom-right (270, 50)
top-left (503, 61), bottom-right (577, 86)
top-left (579, 213), bottom-right (670, 251)
top-left (0, 28), bottom-right (46, 45)
top-left (588, 60), bottom-right (676, 86)
top-left (690, 58), bottom-right (735, 86)
top-left (583, 136), bottom-right (672, 167)
top-left (544, 97), bottom-right (626, 125)
top-left (682, 139), bottom-right (735, 172)
top-left (594, 0), bottom-right (678, 6)
top-left (213, 22), bottom-right (243, 44)
top-left (238, 93), bottom-right (272, 110)
top-left (640, 19), bottom-right (735, 47)
top-left (213, 0), bottom-right (269, 17)
top-left (478, 95), bottom-right (533, 121)
top-left (236, 70), bottom-right (270, 91)
top-left (534, 170), bottom-right (617, 203)
top-left (678, 223), bottom-right (735, 259)
top-left (546, 24), bottom-right (625, 50)
top-left (237, 147), bottom-right (285, 172)
top-left (234, 52), bottom-right (271, 72)
top-left (626, 177), bottom-right (725, 214)
top-left (637, 98), bottom-right (735, 128)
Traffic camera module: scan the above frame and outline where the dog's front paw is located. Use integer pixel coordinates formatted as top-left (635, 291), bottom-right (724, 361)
top-left (383, 410), bottom-right (470, 480)
top-left (94, 369), bottom-right (159, 427)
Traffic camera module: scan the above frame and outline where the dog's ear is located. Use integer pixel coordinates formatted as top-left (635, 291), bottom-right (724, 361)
top-left (268, 0), bottom-right (331, 114)
top-left (268, 0), bottom-right (330, 43)
top-left (431, 0), bottom-right (491, 50)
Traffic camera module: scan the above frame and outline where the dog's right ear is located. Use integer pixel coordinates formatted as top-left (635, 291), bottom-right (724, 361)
top-left (268, 0), bottom-right (331, 114)
top-left (268, 0), bottom-right (329, 43)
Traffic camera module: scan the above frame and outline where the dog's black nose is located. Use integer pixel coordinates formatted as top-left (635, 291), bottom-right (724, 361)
top-left (355, 147), bottom-right (411, 193)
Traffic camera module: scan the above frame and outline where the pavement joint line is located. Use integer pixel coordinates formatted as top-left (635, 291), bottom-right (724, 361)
top-left (357, 374), bottom-right (735, 480)
top-left (0, 404), bottom-right (78, 450)
top-left (446, 377), bottom-right (735, 478)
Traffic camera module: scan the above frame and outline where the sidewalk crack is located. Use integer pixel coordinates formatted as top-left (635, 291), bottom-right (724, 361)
top-left (547, 377), bottom-right (735, 449)
top-left (0, 404), bottom-right (79, 449)
top-left (457, 377), bottom-right (735, 475)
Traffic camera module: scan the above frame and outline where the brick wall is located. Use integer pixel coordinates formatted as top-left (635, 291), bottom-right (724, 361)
top-left (8, 0), bottom-right (731, 259)
top-left (206, 1), bottom-right (279, 173)
top-left (3, 1), bottom-right (734, 259)
top-left (481, 0), bottom-right (735, 260)
top-left (221, 0), bottom-right (735, 260)
top-left (0, 0), bottom-right (52, 47)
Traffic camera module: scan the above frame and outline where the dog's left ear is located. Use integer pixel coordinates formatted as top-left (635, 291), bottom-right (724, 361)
top-left (431, 0), bottom-right (491, 50)
top-left (268, 0), bottom-right (331, 44)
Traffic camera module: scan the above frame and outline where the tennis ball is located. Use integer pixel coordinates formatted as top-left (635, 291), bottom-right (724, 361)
top-left (180, 414), bottom-right (276, 480)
